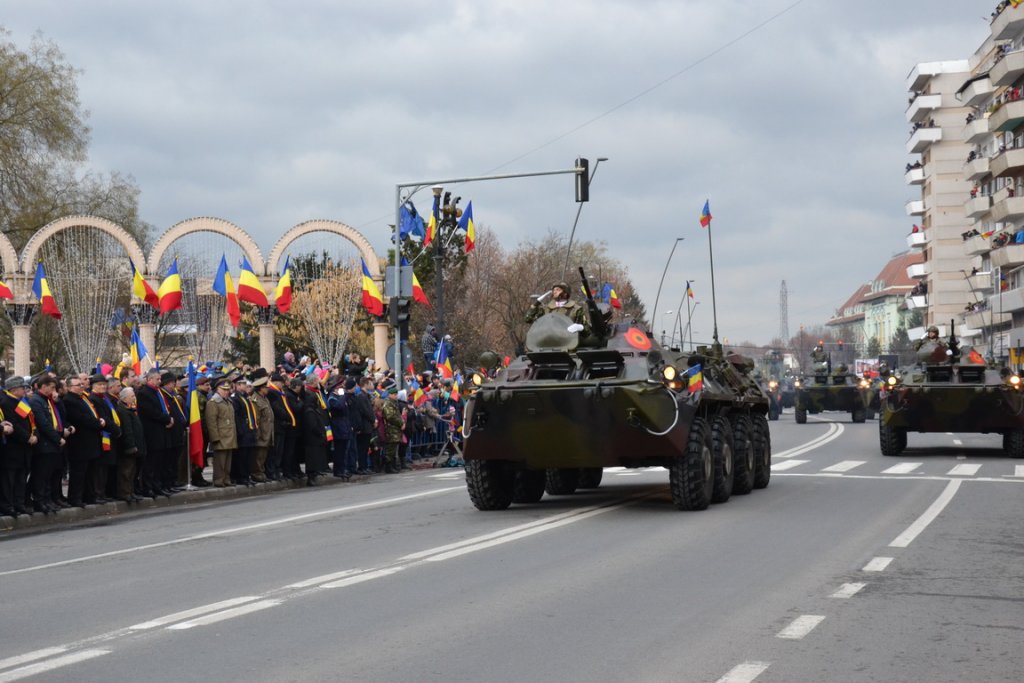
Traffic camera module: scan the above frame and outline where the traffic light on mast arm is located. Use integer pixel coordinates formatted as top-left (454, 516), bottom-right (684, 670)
top-left (389, 297), bottom-right (411, 338)
top-left (575, 157), bottom-right (589, 202)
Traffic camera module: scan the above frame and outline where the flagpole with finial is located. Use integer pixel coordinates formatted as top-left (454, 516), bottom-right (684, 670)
top-left (700, 199), bottom-right (720, 349)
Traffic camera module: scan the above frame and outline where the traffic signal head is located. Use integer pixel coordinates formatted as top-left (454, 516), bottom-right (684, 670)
top-left (575, 157), bottom-right (589, 202)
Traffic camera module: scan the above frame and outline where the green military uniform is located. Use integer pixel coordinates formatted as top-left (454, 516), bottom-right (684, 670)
top-left (914, 326), bottom-right (941, 352)
top-left (381, 396), bottom-right (404, 473)
top-left (525, 282), bottom-right (590, 333)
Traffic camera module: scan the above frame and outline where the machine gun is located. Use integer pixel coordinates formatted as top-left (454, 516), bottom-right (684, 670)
top-left (578, 267), bottom-right (610, 340)
top-left (947, 318), bottom-right (961, 364)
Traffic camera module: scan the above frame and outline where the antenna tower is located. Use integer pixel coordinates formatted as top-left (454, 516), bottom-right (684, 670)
top-left (779, 280), bottom-right (789, 342)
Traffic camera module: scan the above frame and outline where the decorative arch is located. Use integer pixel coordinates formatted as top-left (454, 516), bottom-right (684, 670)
top-left (147, 216), bottom-right (264, 276)
top-left (267, 219), bottom-right (380, 277)
top-left (20, 215), bottom-right (146, 275)
top-left (0, 231), bottom-right (18, 276)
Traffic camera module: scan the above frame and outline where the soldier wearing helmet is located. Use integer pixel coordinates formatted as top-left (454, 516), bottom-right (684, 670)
top-left (914, 325), bottom-right (940, 351)
top-left (525, 281), bottom-right (589, 332)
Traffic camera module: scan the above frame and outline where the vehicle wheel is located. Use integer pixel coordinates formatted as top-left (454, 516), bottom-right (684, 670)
top-left (752, 413), bottom-right (772, 489)
top-left (1004, 429), bottom-right (1024, 459)
top-left (670, 416), bottom-right (714, 510)
top-left (577, 467), bottom-right (603, 488)
top-left (879, 421), bottom-right (905, 456)
top-left (731, 414), bottom-right (756, 495)
top-left (512, 469), bottom-right (546, 503)
top-left (710, 414), bottom-right (735, 503)
top-left (795, 404), bottom-right (807, 424)
top-left (852, 407), bottom-right (866, 424)
top-left (465, 460), bottom-right (515, 510)
top-left (545, 468), bottom-right (580, 495)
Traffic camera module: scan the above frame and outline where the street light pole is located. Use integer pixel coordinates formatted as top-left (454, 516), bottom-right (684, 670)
top-left (651, 237), bottom-right (684, 333)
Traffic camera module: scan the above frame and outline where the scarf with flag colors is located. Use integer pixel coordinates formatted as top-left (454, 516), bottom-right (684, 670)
top-left (32, 263), bottom-right (62, 319)
top-left (275, 255), bottom-right (293, 313)
top-left (0, 278), bottom-right (12, 300)
top-left (130, 326), bottom-right (147, 376)
top-left (238, 256), bottom-right (269, 306)
top-left (699, 200), bottom-right (712, 228)
top-left (157, 258), bottom-right (183, 314)
top-left (187, 360), bottom-right (205, 467)
top-left (130, 258), bottom-right (159, 308)
top-left (401, 257), bottom-right (431, 307)
top-left (457, 200), bottom-right (475, 253)
top-left (423, 193), bottom-right (440, 247)
top-left (360, 258), bottom-right (384, 316)
top-left (687, 364), bottom-right (704, 393)
top-left (212, 254), bottom-right (241, 327)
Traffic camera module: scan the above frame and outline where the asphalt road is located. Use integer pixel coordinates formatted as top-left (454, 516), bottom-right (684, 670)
top-left (0, 411), bottom-right (1021, 682)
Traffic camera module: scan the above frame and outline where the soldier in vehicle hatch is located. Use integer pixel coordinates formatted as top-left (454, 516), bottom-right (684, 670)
top-left (525, 281), bottom-right (590, 332)
top-left (914, 325), bottom-right (940, 352)
top-left (810, 344), bottom-right (827, 364)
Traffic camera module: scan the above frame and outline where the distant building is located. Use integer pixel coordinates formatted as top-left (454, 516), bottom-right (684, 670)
top-left (828, 251), bottom-right (923, 352)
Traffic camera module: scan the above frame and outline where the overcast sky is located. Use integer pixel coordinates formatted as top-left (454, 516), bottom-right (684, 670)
top-left (4, 0), bottom-right (992, 348)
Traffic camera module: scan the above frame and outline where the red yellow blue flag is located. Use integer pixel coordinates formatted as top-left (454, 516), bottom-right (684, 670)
top-left (238, 256), bottom-right (269, 306)
top-left (457, 200), bottom-right (475, 253)
top-left (687, 364), bottom-right (704, 393)
top-left (130, 258), bottom-right (159, 308)
top-left (275, 255), bottom-right (292, 314)
top-left (213, 254), bottom-right (241, 327)
top-left (32, 263), bottom-right (62, 319)
top-left (699, 200), bottom-right (712, 228)
top-left (686, 281), bottom-right (695, 299)
top-left (360, 258), bottom-right (384, 316)
top-left (157, 258), bottom-right (183, 314)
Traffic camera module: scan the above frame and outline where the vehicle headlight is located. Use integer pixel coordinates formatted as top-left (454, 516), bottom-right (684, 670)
top-left (471, 372), bottom-right (484, 387)
top-left (662, 366), bottom-right (677, 382)
top-left (887, 376), bottom-right (898, 386)
top-left (1009, 375), bottom-right (1021, 387)
top-left (768, 380), bottom-right (778, 389)
top-left (794, 379), bottom-right (801, 387)
top-left (859, 379), bottom-right (869, 388)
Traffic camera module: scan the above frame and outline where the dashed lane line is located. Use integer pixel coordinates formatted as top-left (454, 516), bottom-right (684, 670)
top-left (776, 615), bottom-right (825, 640)
top-left (882, 462), bottom-right (922, 474)
top-left (820, 460), bottom-right (865, 473)
top-left (771, 459), bottom-right (809, 472)
top-left (863, 557), bottom-right (893, 572)
top-left (889, 479), bottom-right (961, 548)
top-left (167, 600), bottom-right (281, 630)
top-left (0, 648), bottom-right (68, 673)
top-left (1014, 465), bottom-right (1024, 478)
top-left (0, 649), bottom-right (110, 683)
top-left (830, 582), bottom-right (867, 599)
top-left (947, 463), bottom-right (981, 476)
top-left (129, 596), bottom-right (261, 630)
top-left (715, 661), bottom-right (771, 683)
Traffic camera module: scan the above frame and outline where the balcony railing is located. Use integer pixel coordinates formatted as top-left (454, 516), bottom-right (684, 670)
top-left (905, 294), bottom-right (927, 309)
top-left (989, 288), bottom-right (1024, 314)
top-left (992, 50), bottom-right (1024, 87)
top-left (992, 7), bottom-right (1024, 41)
top-left (906, 231), bottom-right (927, 249)
top-left (990, 148), bottom-right (1024, 177)
top-left (960, 76), bottom-right (994, 107)
top-left (991, 196), bottom-right (1024, 222)
top-left (906, 199), bottom-right (926, 216)
top-left (989, 98), bottom-right (1024, 132)
top-left (964, 195), bottom-right (993, 218)
top-left (906, 262), bottom-right (930, 279)
top-left (905, 166), bottom-right (925, 185)
top-left (965, 233), bottom-right (991, 255)
top-left (966, 308), bottom-right (1011, 329)
top-left (965, 156), bottom-right (990, 180)
top-left (906, 127), bottom-right (942, 153)
top-left (964, 117), bottom-right (990, 143)
top-left (906, 94), bottom-right (943, 122)
top-left (968, 272), bottom-right (993, 291)
top-left (991, 243), bottom-right (1024, 268)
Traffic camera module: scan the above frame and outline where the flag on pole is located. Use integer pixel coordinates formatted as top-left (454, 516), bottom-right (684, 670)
top-left (186, 360), bottom-right (205, 467)
top-left (130, 258), bottom-right (159, 308)
top-left (424, 193), bottom-right (440, 247)
top-left (0, 278), bottom-right (13, 300)
top-left (457, 200), bottom-right (475, 253)
top-left (450, 381), bottom-right (461, 403)
top-left (686, 281), bottom-right (695, 299)
top-left (699, 200), bottom-right (712, 228)
top-left (212, 255), bottom-right (241, 327)
top-left (360, 258), bottom-right (384, 316)
top-left (157, 258), bottom-right (183, 314)
top-left (238, 256), bottom-right (269, 306)
top-left (435, 341), bottom-right (454, 379)
top-left (32, 263), bottom-right (62, 319)
top-left (274, 255), bottom-right (293, 314)
top-left (130, 326), bottom-right (147, 376)
top-left (401, 257), bottom-right (431, 308)
top-left (399, 203), bottom-right (426, 241)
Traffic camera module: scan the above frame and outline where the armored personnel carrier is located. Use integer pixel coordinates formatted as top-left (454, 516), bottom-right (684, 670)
top-left (878, 325), bottom-right (1024, 457)
top-left (461, 271), bottom-right (772, 511)
top-left (793, 354), bottom-right (871, 424)
top-left (755, 375), bottom-right (782, 421)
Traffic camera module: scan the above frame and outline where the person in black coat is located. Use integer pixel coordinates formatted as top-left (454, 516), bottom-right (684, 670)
top-left (0, 376), bottom-right (36, 517)
top-left (301, 375), bottom-right (330, 485)
top-left (114, 387), bottom-right (146, 502)
top-left (327, 378), bottom-right (355, 479)
top-left (159, 373), bottom-right (187, 490)
top-left (352, 377), bottom-right (375, 475)
top-left (231, 377), bottom-right (258, 486)
top-left (88, 374), bottom-right (122, 502)
top-left (136, 370), bottom-right (173, 497)
top-left (28, 375), bottom-right (68, 512)
top-left (266, 372), bottom-right (299, 481)
top-left (62, 375), bottom-right (106, 507)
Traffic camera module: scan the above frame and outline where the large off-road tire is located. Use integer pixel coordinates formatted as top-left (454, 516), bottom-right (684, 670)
top-left (512, 470), bottom-right (546, 503)
top-left (710, 415), bottom-right (735, 504)
top-left (852, 407), bottom-right (866, 424)
top-left (577, 467), bottom-right (603, 489)
top-left (879, 421), bottom-right (905, 457)
top-left (465, 459), bottom-right (515, 510)
top-left (670, 416), bottom-right (714, 510)
top-left (794, 404), bottom-right (807, 424)
top-left (752, 413), bottom-right (772, 489)
top-left (1004, 429), bottom-right (1024, 459)
top-left (731, 414), bottom-right (756, 495)
top-left (545, 468), bottom-right (580, 495)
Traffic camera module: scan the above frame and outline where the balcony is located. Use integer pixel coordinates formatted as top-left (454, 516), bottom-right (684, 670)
top-left (906, 262), bottom-right (930, 279)
top-left (991, 195), bottom-right (1024, 222)
top-left (965, 195), bottom-right (992, 218)
top-left (905, 294), bottom-right (928, 309)
top-left (905, 166), bottom-right (925, 185)
top-left (992, 51), bottom-right (1024, 87)
top-left (991, 243), bottom-right (1024, 268)
top-left (906, 94), bottom-right (943, 122)
top-left (964, 117), bottom-right (990, 143)
top-left (965, 156), bottom-right (990, 180)
top-left (989, 98), bottom-right (1024, 132)
top-left (906, 231), bottom-right (927, 249)
top-left (966, 308), bottom-right (1011, 329)
top-left (959, 76), bottom-right (994, 107)
top-left (990, 148), bottom-right (1024, 177)
top-left (991, 288), bottom-right (1024, 314)
top-left (992, 7), bottom-right (1024, 41)
top-left (906, 127), bottom-right (942, 153)
top-left (968, 272), bottom-right (993, 291)
top-left (905, 199), bottom-right (926, 216)
top-left (965, 233), bottom-right (992, 255)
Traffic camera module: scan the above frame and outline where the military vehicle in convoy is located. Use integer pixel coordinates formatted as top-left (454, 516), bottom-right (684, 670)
top-left (756, 375), bottom-right (782, 421)
top-left (878, 324), bottom-right (1024, 457)
top-left (461, 270), bottom-right (773, 511)
top-left (793, 351), bottom-right (872, 424)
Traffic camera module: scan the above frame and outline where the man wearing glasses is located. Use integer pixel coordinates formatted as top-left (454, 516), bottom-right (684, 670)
top-left (62, 375), bottom-right (106, 507)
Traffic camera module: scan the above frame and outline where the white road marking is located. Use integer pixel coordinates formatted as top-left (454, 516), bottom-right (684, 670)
top-left (614, 471), bottom-right (644, 476)
top-left (1013, 466), bottom-right (1024, 478)
top-left (0, 649), bottom-right (109, 682)
top-left (715, 661), bottom-right (770, 683)
top-left (773, 423), bottom-right (843, 458)
top-left (863, 557), bottom-right (893, 572)
top-left (0, 486), bottom-right (465, 578)
top-left (776, 615), bottom-right (825, 640)
top-left (890, 479), bottom-right (962, 548)
top-left (771, 459), bottom-right (809, 472)
top-left (947, 464), bottom-right (981, 476)
top-left (775, 472), bottom-right (1024, 484)
top-left (167, 599), bottom-right (281, 630)
top-left (953, 439), bottom-right (963, 445)
top-left (287, 569), bottom-right (361, 589)
top-left (428, 472), bottom-right (464, 479)
top-left (830, 582), bottom-right (867, 599)
top-left (821, 460), bottom-right (865, 473)
top-left (882, 462), bottom-right (921, 474)
top-left (322, 567), bottom-right (404, 588)
top-left (129, 596), bottom-right (261, 630)
top-left (0, 648), bottom-right (68, 672)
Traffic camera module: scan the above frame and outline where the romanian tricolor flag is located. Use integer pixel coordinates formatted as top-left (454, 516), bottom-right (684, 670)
top-left (275, 255), bottom-right (292, 314)
top-left (435, 341), bottom-right (454, 379)
top-left (0, 278), bottom-right (12, 300)
top-left (699, 200), bottom-right (712, 228)
top-left (130, 258), bottom-right (159, 308)
top-left (686, 281), bottom-right (695, 299)
top-left (360, 258), bottom-right (384, 316)
top-left (402, 257), bottom-right (431, 308)
top-left (687, 364), bottom-right (704, 393)
top-left (15, 397), bottom-right (32, 419)
top-left (32, 263), bottom-right (61, 319)
top-left (186, 360), bottom-right (205, 467)
top-left (101, 433), bottom-right (112, 451)
top-left (413, 387), bottom-right (428, 406)
top-left (423, 193), bottom-right (440, 247)
top-left (601, 283), bottom-right (621, 309)
top-left (130, 326), bottom-right (147, 376)
top-left (1011, 0), bottom-right (1023, 8)
top-left (457, 200), bottom-right (475, 253)
top-left (238, 256), bottom-right (269, 306)
top-left (157, 258), bottom-right (183, 314)
top-left (213, 255), bottom-right (241, 327)
top-left (450, 381), bottom-right (461, 403)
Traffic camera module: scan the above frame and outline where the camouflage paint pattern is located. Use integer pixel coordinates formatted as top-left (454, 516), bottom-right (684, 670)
top-left (794, 374), bottom-right (871, 414)
top-left (880, 367), bottom-right (1024, 433)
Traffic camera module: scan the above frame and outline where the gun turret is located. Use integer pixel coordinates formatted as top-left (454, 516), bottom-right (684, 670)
top-left (578, 267), bottom-right (610, 340)
top-left (947, 318), bottom-right (961, 363)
